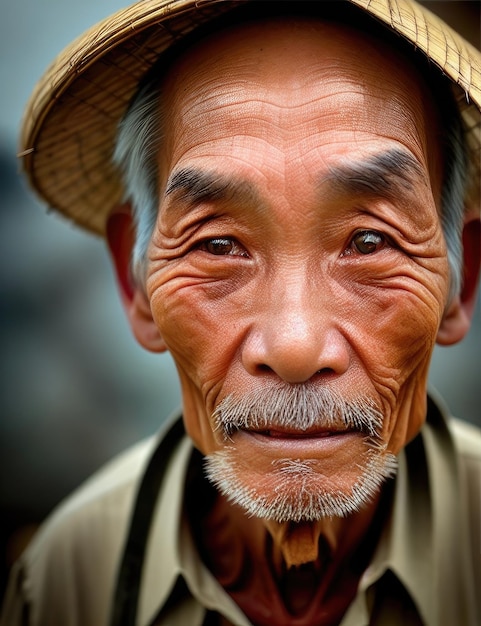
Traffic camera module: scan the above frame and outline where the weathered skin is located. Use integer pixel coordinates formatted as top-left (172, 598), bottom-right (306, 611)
top-left (107, 17), bottom-right (476, 625)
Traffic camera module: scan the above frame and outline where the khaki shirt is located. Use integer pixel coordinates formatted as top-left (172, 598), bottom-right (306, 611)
top-left (2, 395), bottom-right (480, 626)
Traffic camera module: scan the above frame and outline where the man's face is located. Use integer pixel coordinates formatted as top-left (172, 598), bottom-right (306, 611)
top-left (144, 18), bottom-right (449, 520)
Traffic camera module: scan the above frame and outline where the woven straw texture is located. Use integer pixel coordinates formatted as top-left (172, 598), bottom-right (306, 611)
top-left (19, 0), bottom-right (481, 235)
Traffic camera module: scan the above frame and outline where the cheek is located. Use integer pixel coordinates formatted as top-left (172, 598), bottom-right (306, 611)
top-left (148, 281), bottom-right (247, 452)
top-left (151, 287), bottom-right (238, 385)
top-left (346, 285), bottom-right (443, 452)
top-left (368, 296), bottom-right (439, 378)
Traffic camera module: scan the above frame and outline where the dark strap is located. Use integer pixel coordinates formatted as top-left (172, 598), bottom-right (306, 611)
top-left (109, 416), bottom-right (185, 626)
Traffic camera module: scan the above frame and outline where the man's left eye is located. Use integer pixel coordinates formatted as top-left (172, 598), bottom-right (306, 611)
top-left (349, 230), bottom-right (386, 255)
top-left (199, 238), bottom-right (248, 257)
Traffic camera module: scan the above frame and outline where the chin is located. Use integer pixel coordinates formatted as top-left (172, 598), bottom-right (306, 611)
top-left (204, 445), bottom-right (398, 523)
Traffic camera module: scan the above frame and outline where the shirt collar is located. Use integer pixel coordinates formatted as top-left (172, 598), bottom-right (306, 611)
top-left (137, 427), bottom-right (249, 626)
top-left (357, 393), bottom-right (464, 626)
top-left (137, 430), bottom-right (190, 625)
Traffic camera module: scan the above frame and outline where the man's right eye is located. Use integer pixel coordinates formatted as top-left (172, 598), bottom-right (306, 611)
top-left (198, 238), bottom-right (248, 257)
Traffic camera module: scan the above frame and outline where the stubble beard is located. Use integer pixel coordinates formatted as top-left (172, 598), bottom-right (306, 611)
top-left (204, 384), bottom-right (398, 523)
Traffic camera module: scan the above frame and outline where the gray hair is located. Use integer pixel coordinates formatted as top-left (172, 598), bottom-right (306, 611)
top-left (113, 80), bottom-right (164, 283)
top-left (113, 65), bottom-right (468, 301)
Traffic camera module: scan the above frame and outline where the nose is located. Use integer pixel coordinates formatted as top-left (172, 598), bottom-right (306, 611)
top-left (241, 275), bottom-right (350, 384)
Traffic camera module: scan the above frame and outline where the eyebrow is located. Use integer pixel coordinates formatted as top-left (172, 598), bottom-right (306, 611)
top-left (323, 148), bottom-right (428, 198)
top-left (164, 167), bottom-right (260, 208)
top-left (163, 149), bottom-right (428, 218)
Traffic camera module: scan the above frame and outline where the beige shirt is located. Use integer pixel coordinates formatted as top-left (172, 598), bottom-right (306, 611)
top-left (2, 395), bottom-right (480, 626)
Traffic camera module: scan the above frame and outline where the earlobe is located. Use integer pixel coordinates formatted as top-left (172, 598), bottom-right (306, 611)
top-left (437, 215), bottom-right (481, 346)
top-left (130, 289), bottom-right (168, 353)
top-left (106, 205), bottom-right (167, 353)
top-left (436, 295), bottom-right (470, 346)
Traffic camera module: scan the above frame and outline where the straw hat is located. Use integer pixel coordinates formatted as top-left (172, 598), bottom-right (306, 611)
top-left (19, 0), bottom-right (481, 235)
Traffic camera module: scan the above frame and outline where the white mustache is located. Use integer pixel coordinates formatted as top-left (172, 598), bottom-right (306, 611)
top-left (212, 383), bottom-right (383, 440)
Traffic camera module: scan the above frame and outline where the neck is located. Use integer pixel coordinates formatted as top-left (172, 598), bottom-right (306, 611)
top-left (264, 517), bottom-right (343, 570)
top-left (187, 461), bottom-right (391, 625)
top-left (263, 491), bottom-right (385, 569)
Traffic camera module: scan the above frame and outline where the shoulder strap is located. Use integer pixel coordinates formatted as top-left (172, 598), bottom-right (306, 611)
top-left (109, 416), bottom-right (185, 626)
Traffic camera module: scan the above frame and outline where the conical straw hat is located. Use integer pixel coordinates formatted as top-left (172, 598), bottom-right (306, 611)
top-left (19, 0), bottom-right (481, 235)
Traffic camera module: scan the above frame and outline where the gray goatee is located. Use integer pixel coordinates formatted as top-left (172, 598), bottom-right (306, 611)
top-left (204, 384), bottom-right (397, 522)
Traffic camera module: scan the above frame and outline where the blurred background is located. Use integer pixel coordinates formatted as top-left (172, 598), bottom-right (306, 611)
top-left (1, 0), bottom-right (480, 600)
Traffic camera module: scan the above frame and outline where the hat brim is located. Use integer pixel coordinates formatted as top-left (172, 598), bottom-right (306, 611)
top-left (19, 0), bottom-right (481, 235)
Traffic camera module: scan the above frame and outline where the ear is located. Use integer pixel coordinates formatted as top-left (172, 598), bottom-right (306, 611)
top-left (437, 215), bottom-right (481, 346)
top-left (106, 205), bottom-right (167, 353)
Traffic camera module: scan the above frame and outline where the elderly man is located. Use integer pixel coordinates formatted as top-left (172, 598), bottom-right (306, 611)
top-left (2, 1), bottom-right (481, 625)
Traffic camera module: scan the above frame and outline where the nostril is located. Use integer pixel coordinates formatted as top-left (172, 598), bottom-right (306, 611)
top-left (255, 364), bottom-right (338, 383)
top-left (313, 368), bottom-right (339, 382)
top-left (242, 326), bottom-right (350, 383)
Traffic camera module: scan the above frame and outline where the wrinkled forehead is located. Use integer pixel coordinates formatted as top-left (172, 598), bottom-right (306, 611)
top-left (164, 15), bottom-right (442, 126)
top-left (158, 15), bottom-right (444, 193)
top-left (162, 12), bottom-right (440, 97)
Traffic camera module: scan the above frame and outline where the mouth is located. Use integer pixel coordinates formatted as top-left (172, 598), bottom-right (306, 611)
top-left (247, 428), bottom-right (353, 439)
top-left (232, 426), bottom-right (362, 450)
